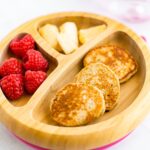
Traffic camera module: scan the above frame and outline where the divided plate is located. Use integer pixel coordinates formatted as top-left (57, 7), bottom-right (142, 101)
top-left (0, 12), bottom-right (150, 150)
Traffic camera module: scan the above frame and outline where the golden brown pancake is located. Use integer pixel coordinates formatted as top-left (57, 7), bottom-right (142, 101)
top-left (83, 45), bottom-right (138, 83)
top-left (50, 83), bottom-right (105, 126)
top-left (75, 63), bottom-right (120, 111)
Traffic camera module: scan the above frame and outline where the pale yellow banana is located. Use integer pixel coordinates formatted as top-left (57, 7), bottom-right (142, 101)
top-left (39, 24), bottom-right (60, 51)
top-left (57, 22), bottom-right (78, 54)
top-left (79, 25), bottom-right (106, 44)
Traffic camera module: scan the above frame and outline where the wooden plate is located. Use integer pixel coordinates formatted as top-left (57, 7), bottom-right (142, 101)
top-left (0, 12), bottom-right (150, 150)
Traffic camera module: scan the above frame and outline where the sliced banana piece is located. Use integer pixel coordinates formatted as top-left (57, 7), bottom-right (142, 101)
top-left (79, 25), bottom-right (106, 44)
top-left (39, 24), bottom-right (61, 51)
top-left (57, 22), bottom-right (78, 54)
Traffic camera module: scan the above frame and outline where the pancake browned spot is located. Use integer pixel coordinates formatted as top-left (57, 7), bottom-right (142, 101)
top-left (83, 45), bottom-right (138, 83)
top-left (50, 83), bottom-right (105, 127)
top-left (75, 63), bottom-right (120, 111)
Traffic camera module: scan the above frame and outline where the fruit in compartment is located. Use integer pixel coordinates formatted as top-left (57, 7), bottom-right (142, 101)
top-left (0, 34), bottom-right (49, 100)
top-left (39, 24), bottom-right (61, 52)
top-left (25, 70), bottom-right (47, 94)
top-left (57, 22), bottom-right (78, 54)
top-left (79, 25), bottom-right (106, 44)
top-left (0, 58), bottom-right (23, 77)
top-left (9, 34), bottom-right (35, 58)
top-left (23, 49), bottom-right (48, 72)
top-left (0, 74), bottom-right (24, 100)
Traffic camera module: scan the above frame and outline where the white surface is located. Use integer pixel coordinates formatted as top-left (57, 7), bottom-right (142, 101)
top-left (0, 0), bottom-right (150, 150)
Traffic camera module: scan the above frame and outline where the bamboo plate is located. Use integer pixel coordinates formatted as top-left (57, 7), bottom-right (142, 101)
top-left (0, 12), bottom-right (150, 150)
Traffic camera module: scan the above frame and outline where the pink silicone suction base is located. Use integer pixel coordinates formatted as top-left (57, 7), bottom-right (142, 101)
top-left (15, 133), bottom-right (130, 150)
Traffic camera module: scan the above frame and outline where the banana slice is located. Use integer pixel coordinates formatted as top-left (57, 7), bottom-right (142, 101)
top-left (79, 25), bottom-right (106, 44)
top-left (57, 22), bottom-right (78, 54)
top-left (39, 24), bottom-right (61, 51)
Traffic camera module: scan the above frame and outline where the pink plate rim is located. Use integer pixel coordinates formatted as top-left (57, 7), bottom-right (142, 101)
top-left (14, 132), bottom-right (131, 150)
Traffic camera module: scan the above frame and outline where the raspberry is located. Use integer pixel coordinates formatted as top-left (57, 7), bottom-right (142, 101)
top-left (0, 58), bottom-right (23, 77)
top-left (0, 74), bottom-right (24, 100)
top-left (25, 70), bottom-right (47, 94)
top-left (9, 34), bottom-right (35, 58)
top-left (23, 49), bottom-right (48, 71)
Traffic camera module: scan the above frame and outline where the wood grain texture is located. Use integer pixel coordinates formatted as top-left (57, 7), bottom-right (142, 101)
top-left (0, 12), bottom-right (150, 150)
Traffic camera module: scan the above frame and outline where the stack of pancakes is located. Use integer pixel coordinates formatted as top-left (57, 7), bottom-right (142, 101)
top-left (50, 45), bottom-right (138, 126)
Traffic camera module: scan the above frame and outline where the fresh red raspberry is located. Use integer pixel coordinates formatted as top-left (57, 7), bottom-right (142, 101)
top-left (0, 58), bottom-right (23, 77)
top-left (0, 74), bottom-right (24, 100)
top-left (9, 34), bottom-right (35, 58)
top-left (25, 70), bottom-right (47, 94)
top-left (23, 49), bottom-right (48, 71)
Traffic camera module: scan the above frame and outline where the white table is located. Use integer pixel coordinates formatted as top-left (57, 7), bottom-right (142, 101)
top-left (0, 0), bottom-right (150, 149)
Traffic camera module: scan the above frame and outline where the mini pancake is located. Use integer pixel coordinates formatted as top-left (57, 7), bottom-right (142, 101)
top-left (50, 83), bottom-right (105, 127)
top-left (75, 63), bottom-right (120, 111)
top-left (83, 45), bottom-right (138, 83)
